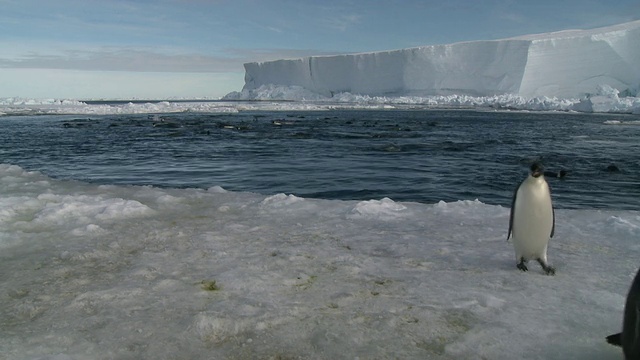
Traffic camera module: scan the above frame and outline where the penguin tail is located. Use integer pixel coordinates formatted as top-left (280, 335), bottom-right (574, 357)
top-left (606, 332), bottom-right (622, 347)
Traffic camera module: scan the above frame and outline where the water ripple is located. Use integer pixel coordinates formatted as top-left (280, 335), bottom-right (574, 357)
top-left (1, 110), bottom-right (639, 209)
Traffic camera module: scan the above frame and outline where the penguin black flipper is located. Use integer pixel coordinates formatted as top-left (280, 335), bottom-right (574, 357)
top-left (606, 333), bottom-right (622, 347)
top-left (547, 181), bottom-right (555, 238)
top-left (507, 182), bottom-right (521, 241)
top-left (550, 207), bottom-right (555, 238)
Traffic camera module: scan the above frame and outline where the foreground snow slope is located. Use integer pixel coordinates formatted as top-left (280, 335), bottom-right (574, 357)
top-left (243, 20), bottom-right (640, 98)
top-left (1, 164), bottom-right (637, 359)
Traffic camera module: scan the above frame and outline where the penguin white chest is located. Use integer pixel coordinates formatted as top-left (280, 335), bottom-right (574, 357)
top-left (512, 177), bottom-right (553, 260)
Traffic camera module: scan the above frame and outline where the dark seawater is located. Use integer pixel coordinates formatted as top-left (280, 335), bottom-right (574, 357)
top-left (1, 109), bottom-right (639, 209)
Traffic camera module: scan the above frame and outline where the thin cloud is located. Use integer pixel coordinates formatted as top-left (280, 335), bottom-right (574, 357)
top-left (497, 11), bottom-right (526, 24)
top-left (322, 14), bottom-right (361, 32)
top-left (0, 47), bottom-right (346, 72)
top-left (265, 26), bottom-right (284, 34)
top-left (225, 48), bottom-right (347, 62)
top-left (0, 48), bottom-right (240, 73)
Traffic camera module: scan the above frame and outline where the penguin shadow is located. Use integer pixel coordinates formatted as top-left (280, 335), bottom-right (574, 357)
top-left (470, 237), bottom-right (557, 276)
top-left (498, 251), bottom-right (559, 276)
top-left (497, 255), bottom-right (560, 276)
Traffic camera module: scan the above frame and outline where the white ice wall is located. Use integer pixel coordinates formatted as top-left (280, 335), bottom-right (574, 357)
top-left (242, 20), bottom-right (640, 98)
top-left (517, 24), bottom-right (640, 97)
top-left (399, 40), bottom-right (530, 96)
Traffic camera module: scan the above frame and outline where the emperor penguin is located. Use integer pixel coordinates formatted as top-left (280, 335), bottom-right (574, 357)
top-left (507, 162), bottom-right (556, 275)
top-left (606, 267), bottom-right (640, 359)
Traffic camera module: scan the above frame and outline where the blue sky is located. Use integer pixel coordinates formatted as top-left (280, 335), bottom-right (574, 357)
top-left (1, 0), bottom-right (638, 99)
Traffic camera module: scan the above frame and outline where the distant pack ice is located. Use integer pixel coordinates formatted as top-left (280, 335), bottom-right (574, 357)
top-left (243, 20), bottom-right (640, 98)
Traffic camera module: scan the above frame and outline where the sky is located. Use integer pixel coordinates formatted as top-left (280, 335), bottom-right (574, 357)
top-left (0, 0), bottom-right (638, 100)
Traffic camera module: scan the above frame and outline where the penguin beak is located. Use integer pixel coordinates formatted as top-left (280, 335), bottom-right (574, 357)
top-left (532, 170), bottom-right (543, 178)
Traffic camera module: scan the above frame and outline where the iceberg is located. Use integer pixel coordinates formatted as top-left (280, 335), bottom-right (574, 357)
top-left (242, 20), bottom-right (640, 99)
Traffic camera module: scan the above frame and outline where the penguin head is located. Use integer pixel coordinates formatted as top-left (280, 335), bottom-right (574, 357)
top-left (530, 162), bottom-right (544, 178)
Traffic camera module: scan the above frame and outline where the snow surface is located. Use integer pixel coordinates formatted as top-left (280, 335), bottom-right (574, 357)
top-left (1, 163), bottom-right (638, 359)
top-left (3, 83), bottom-right (640, 116)
top-left (241, 20), bottom-right (640, 100)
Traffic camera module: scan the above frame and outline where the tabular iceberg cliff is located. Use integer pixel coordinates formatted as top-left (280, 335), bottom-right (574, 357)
top-left (242, 20), bottom-right (640, 99)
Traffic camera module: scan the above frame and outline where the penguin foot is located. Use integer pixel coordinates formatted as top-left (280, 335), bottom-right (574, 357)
top-left (537, 259), bottom-right (556, 276)
top-left (517, 259), bottom-right (528, 272)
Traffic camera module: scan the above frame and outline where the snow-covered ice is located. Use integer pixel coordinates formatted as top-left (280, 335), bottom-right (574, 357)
top-left (1, 163), bottom-right (637, 359)
top-left (224, 83), bottom-right (640, 114)
top-left (0, 98), bottom-right (242, 116)
top-left (241, 20), bottom-right (640, 100)
top-left (3, 83), bottom-right (640, 116)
